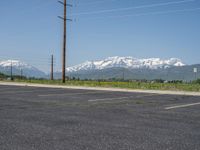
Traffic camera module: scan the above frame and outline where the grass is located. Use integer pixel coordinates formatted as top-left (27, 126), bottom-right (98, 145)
top-left (5, 78), bottom-right (200, 92)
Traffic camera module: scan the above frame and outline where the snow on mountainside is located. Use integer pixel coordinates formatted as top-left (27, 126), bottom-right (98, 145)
top-left (66, 56), bottom-right (185, 72)
top-left (0, 60), bottom-right (33, 69)
top-left (0, 60), bottom-right (45, 77)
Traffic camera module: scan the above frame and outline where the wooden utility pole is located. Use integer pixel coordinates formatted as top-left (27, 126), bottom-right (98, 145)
top-left (51, 54), bottom-right (54, 80)
top-left (10, 61), bottom-right (13, 81)
top-left (58, 0), bottom-right (72, 83)
top-left (62, 0), bottom-right (67, 83)
top-left (20, 69), bottom-right (23, 79)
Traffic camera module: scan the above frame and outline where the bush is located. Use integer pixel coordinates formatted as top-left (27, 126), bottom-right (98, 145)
top-left (193, 79), bottom-right (200, 84)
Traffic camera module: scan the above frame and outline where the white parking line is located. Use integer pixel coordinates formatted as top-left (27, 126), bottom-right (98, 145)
top-left (88, 94), bottom-right (159, 102)
top-left (0, 87), bottom-right (23, 92)
top-left (0, 89), bottom-right (14, 92)
top-left (38, 91), bottom-right (108, 97)
top-left (165, 102), bottom-right (200, 110)
top-left (88, 96), bottom-right (132, 102)
top-left (0, 90), bottom-right (36, 94)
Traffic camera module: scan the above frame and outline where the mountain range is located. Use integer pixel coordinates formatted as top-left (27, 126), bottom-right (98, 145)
top-left (66, 56), bottom-right (185, 72)
top-left (0, 60), bottom-right (45, 78)
top-left (0, 57), bottom-right (199, 81)
top-left (63, 57), bottom-right (199, 81)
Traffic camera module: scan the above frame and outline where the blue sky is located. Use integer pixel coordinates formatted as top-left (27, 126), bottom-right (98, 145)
top-left (0, 0), bottom-right (200, 72)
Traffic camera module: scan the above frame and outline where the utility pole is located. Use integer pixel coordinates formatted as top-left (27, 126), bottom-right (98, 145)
top-left (58, 0), bottom-right (72, 83)
top-left (51, 54), bottom-right (54, 80)
top-left (10, 61), bottom-right (13, 81)
top-left (20, 69), bottom-right (23, 80)
top-left (62, 0), bottom-right (66, 83)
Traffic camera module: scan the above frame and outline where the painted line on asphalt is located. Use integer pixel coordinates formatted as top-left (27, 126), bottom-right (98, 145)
top-left (165, 102), bottom-right (200, 110)
top-left (0, 87), bottom-right (32, 92)
top-left (0, 88), bottom-right (17, 92)
top-left (38, 91), bottom-right (108, 97)
top-left (0, 88), bottom-right (63, 94)
top-left (0, 88), bottom-right (22, 92)
top-left (0, 88), bottom-right (60, 94)
top-left (88, 93), bottom-right (159, 102)
top-left (88, 96), bottom-right (132, 102)
top-left (0, 90), bottom-right (38, 94)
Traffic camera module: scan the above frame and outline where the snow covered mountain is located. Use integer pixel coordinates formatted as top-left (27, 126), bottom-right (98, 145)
top-left (0, 60), bottom-right (45, 77)
top-left (67, 56), bottom-right (185, 72)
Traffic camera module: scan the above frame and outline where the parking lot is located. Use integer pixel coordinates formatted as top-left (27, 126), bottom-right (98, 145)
top-left (0, 84), bottom-right (200, 150)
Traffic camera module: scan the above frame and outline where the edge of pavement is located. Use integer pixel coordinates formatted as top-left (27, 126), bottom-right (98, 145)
top-left (0, 81), bottom-right (200, 96)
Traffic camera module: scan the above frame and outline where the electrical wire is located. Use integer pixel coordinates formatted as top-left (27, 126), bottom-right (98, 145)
top-left (77, 0), bottom-right (120, 6)
top-left (71, 0), bottom-right (196, 16)
top-left (108, 7), bottom-right (200, 18)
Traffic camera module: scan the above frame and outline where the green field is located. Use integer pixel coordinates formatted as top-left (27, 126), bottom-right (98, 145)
top-left (1, 71), bottom-right (200, 92)
top-left (8, 78), bottom-right (200, 92)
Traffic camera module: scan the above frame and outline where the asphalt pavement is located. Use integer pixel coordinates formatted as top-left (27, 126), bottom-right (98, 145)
top-left (0, 85), bottom-right (200, 150)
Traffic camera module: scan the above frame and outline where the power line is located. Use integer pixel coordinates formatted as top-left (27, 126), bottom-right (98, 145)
top-left (109, 7), bottom-right (200, 18)
top-left (77, 0), bottom-right (119, 6)
top-left (71, 0), bottom-right (196, 16)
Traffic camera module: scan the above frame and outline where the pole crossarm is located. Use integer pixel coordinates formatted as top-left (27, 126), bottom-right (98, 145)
top-left (58, 16), bottom-right (73, 21)
top-left (58, 1), bottom-right (73, 7)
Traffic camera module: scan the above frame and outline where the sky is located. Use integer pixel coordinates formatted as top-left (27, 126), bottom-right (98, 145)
top-left (0, 0), bottom-right (200, 72)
